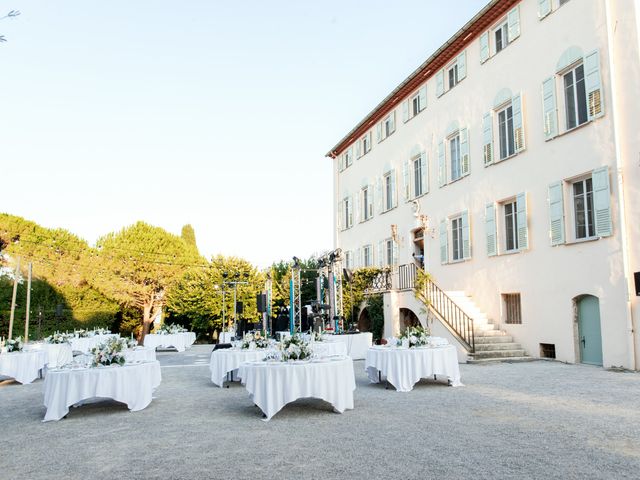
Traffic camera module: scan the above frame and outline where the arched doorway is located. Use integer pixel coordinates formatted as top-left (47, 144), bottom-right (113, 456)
top-left (399, 308), bottom-right (420, 334)
top-left (358, 307), bottom-right (371, 332)
top-left (575, 295), bottom-right (603, 366)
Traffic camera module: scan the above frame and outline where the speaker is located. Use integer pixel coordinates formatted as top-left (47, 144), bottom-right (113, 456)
top-left (301, 307), bottom-right (310, 331)
top-left (256, 293), bottom-right (267, 313)
top-left (635, 271), bottom-right (640, 296)
top-left (236, 301), bottom-right (243, 314)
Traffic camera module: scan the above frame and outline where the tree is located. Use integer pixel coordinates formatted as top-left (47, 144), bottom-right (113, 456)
top-left (181, 224), bottom-right (197, 250)
top-left (166, 255), bottom-right (265, 336)
top-left (89, 222), bottom-right (202, 339)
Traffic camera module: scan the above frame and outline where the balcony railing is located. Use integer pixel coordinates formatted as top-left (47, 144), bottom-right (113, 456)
top-left (364, 270), bottom-right (392, 294)
top-left (398, 263), bottom-right (417, 291)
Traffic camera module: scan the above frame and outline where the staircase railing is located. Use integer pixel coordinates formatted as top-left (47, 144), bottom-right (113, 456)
top-left (398, 263), bottom-right (417, 291)
top-left (421, 276), bottom-right (475, 353)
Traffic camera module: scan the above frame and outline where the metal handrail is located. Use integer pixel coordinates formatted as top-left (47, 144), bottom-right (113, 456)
top-left (423, 277), bottom-right (475, 352)
top-left (398, 263), bottom-right (417, 291)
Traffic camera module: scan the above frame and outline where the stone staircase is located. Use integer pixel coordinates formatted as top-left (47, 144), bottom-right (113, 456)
top-left (445, 291), bottom-right (530, 364)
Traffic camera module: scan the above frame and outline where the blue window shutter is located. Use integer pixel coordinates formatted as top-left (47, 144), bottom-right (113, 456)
top-left (542, 77), bottom-right (558, 140)
top-left (485, 203), bottom-right (497, 257)
top-left (418, 85), bottom-right (427, 111)
top-left (538, 0), bottom-right (552, 19)
top-left (436, 69), bottom-right (444, 97)
top-left (512, 93), bottom-right (525, 152)
top-left (439, 219), bottom-right (448, 264)
top-left (392, 241), bottom-right (398, 267)
top-left (377, 241), bottom-right (384, 268)
top-left (367, 184), bottom-right (374, 218)
top-left (437, 141), bottom-right (446, 187)
top-left (585, 50), bottom-right (604, 120)
top-left (482, 112), bottom-right (494, 166)
top-left (375, 177), bottom-right (383, 214)
top-left (592, 167), bottom-right (612, 237)
top-left (508, 5), bottom-right (520, 42)
top-left (461, 210), bottom-right (471, 260)
top-left (402, 100), bottom-right (409, 123)
top-left (457, 51), bottom-right (467, 80)
top-left (460, 127), bottom-right (470, 176)
top-left (376, 122), bottom-right (382, 143)
top-left (390, 169), bottom-right (397, 208)
top-left (516, 192), bottom-right (529, 250)
top-left (389, 111), bottom-right (396, 134)
top-left (420, 152), bottom-right (428, 194)
top-left (548, 182), bottom-right (565, 245)
top-left (355, 140), bottom-right (362, 159)
top-left (480, 32), bottom-right (490, 63)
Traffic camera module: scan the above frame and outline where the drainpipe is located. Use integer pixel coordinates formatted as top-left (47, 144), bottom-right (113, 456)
top-left (605, 0), bottom-right (637, 369)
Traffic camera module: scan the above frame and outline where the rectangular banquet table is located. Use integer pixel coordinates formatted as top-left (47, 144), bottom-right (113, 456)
top-left (43, 360), bottom-right (162, 421)
top-left (0, 350), bottom-right (48, 384)
top-left (239, 357), bottom-right (356, 421)
top-left (322, 332), bottom-right (373, 360)
top-left (144, 332), bottom-right (196, 352)
top-left (365, 345), bottom-right (462, 392)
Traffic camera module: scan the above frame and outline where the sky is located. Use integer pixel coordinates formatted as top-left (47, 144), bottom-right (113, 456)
top-left (1, 0), bottom-right (487, 268)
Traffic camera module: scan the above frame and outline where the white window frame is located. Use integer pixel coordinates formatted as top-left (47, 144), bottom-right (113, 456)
top-left (447, 62), bottom-right (459, 90)
top-left (561, 62), bottom-right (589, 131)
top-left (362, 134), bottom-right (370, 155)
top-left (412, 155), bottom-right (424, 198)
top-left (360, 185), bottom-right (373, 222)
top-left (450, 215), bottom-right (464, 262)
top-left (496, 102), bottom-right (515, 160)
top-left (341, 196), bottom-right (353, 231)
top-left (382, 170), bottom-right (397, 213)
top-left (362, 244), bottom-right (373, 267)
top-left (571, 176), bottom-right (596, 241)
top-left (449, 133), bottom-right (462, 182)
top-left (503, 199), bottom-right (519, 252)
top-left (493, 20), bottom-right (509, 55)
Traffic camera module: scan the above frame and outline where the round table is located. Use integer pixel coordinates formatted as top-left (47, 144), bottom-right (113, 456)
top-left (0, 350), bottom-right (48, 384)
top-left (144, 332), bottom-right (196, 352)
top-left (124, 346), bottom-right (157, 363)
top-left (239, 356), bottom-right (356, 421)
top-left (322, 333), bottom-right (373, 360)
top-left (365, 345), bottom-right (462, 392)
top-left (43, 360), bottom-right (162, 421)
top-left (209, 348), bottom-right (270, 387)
top-left (70, 334), bottom-right (119, 353)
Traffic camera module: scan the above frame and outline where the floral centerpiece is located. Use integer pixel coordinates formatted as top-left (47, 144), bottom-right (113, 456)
top-left (94, 328), bottom-right (111, 335)
top-left (158, 323), bottom-right (187, 334)
top-left (90, 337), bottom-right (127, 366)
top-left (125, 338), bottom-right (138, 349)
top-left (398, 325), bottom-right (431, 348)
top-left (241, 332), bottom-right (269, 349)
top-left (45, 332), bottom-right (73, 344)
top-left (6, 336), bottom-right (24, 353)
top-left (76, 329), bottom-right (91, 338)
top-left (279, 334), bottom-right (313, 361)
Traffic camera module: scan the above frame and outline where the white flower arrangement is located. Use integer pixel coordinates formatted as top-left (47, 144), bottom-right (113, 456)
top-left (75, 329), bottom-right (91, 338)
top-left (90, 337), bottom-right (127, 367)
top-left (398, 325), bottom-right (431, 348)
top-left (158, 323), bottom-right (187, 334)
top-left (94, 328), bottom-right (111, 335)
top-left (45, 332), bottom-right (72, 344)
top-left (241, 332), bottom-right (269, 349)
top-left (5, 336), bottom-right (23, 353)
top-left (278, 334), bottom-right (313, 361)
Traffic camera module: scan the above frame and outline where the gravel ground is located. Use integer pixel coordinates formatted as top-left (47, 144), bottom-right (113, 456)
top-left (1, 345), bottom-right (640, 480)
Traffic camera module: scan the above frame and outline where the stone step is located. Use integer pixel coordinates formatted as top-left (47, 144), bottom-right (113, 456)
top-left (467, 356), bottom-right (534, 365)
top-left (474, 329), bottom-right (509, 337)
top-left (469, 349), bottom-right (526, 359)
top-left (474, 323), bottom-right (498, 332)
top-left (474, 335), bottom-right (514, 344)
top-left (473, 342), bottom-right (524, 352)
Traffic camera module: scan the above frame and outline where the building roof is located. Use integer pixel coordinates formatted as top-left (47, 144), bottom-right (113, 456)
top-left (325, 0), bottom-right (519, 159)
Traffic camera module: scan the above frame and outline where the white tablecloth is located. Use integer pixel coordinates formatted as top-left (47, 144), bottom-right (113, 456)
top-left (70, 334), bottom-right (119, 353)
top-left (43, 360), bottom-right (162, 421)
top-left (239, 357), bottom-right (356, 421)
top-left (144, 332), bottom-right (195, 352)
top-left (209, 348), bottom-right (269, 387)
top-left (0, 350), bottom-right (48, 384)
top-left (311, 342), bottom-right (347, 357)
top-left (322, 333), bottom-right (373, 360)
top-left (219, 331), bottom-right (235, 344)
top-left (25, 343), bottom-right (73, 368)
top-left (124, 347), bottom-right (157, 363)
top-left (365, 345), bottom-right (462, 392)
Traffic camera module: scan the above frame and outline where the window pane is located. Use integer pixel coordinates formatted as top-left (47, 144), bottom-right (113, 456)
top-left (414, 159), bottom-right (422, 196)
top-left (385, 176), bottom-right (392, 210)
top-left (506, 106), bottom-right (514, 156)
top-left (586, 178), bottom-right (595, 237)
top-left (495, 28), bottom-right (503, 53)
top-left (498, 110), bottom-right (507, 159)
top-left (575, 65), bottom-right (588, 125)
top-left (564, 71), bottom-right (577, 130)
top-left (450, 136), bottom-right (461, 181)
top-left (573, 180), bottom-right (587, 239)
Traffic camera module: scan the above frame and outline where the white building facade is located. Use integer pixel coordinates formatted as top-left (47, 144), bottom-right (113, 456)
top-left (327, 0), bottom-right (640, 369)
